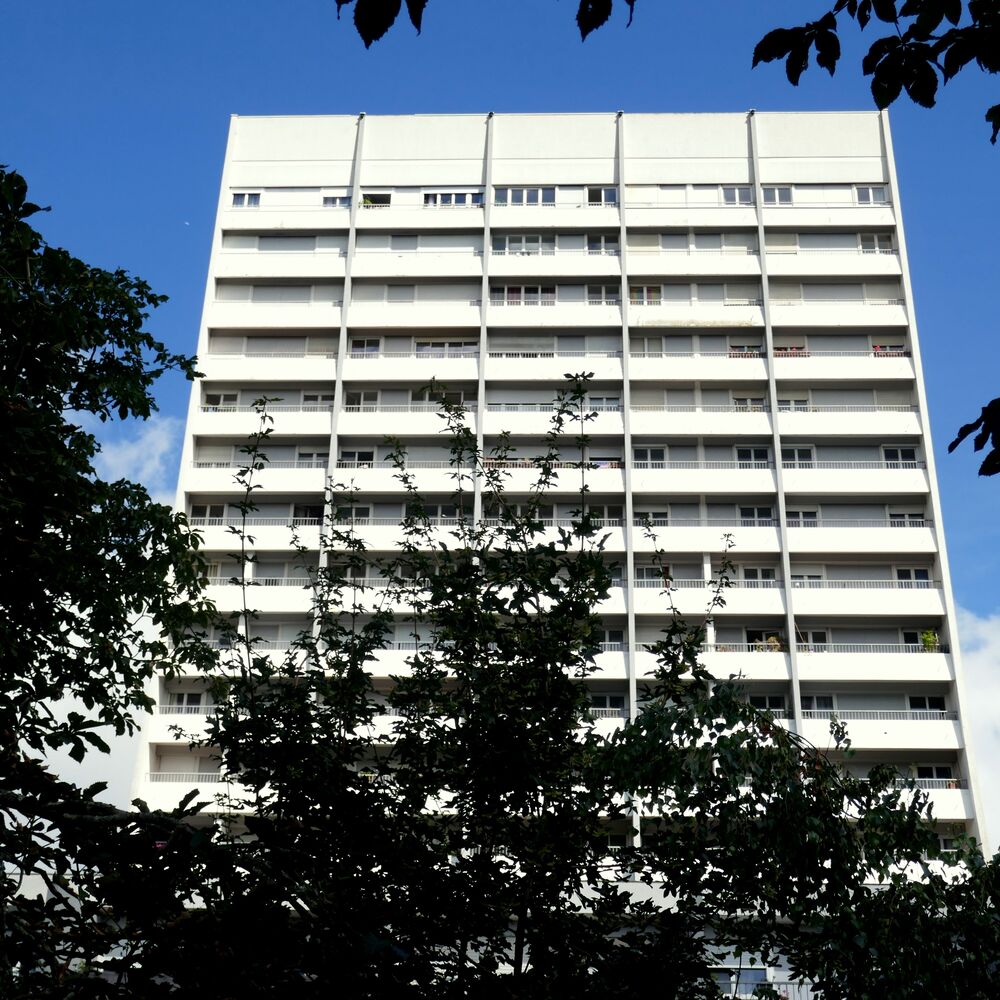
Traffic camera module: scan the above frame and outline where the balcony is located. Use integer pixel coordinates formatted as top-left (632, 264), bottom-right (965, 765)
top-left (489, 248), bottom-right (623, 279)
top-left (776, 404), bottom-right (920, 437)
top-left (781, 461), bottom-right (928, 495)
top-left (626, 248), bottom-right (761, 279)
top-left (634, 642), bottom-right (791, 681)
top-left (769, 297), bottom-right (907, 328)
top-left (628, 299), bottom-right (764, 328)
top-left (786, 517), bottom-right (936, 555)
top-left (632, 517), bottom-right (781, 555)
top-left (339, 402), bottom-right (479, 436)
top-left (483, 402), bottom-right (623, 436)
top-left (765, 247), bottom-right (901, 279)
top-left (192, 404), bottom-right (333, 437)
top-left (800, 711), bottom-right (961, 753)
top-left (797, 645), bottom-right (952, 682)
top-left (201, 351), bottom-right (337, 383)
top-left (487, 350), bottom-right (623, 382)
top-left (627, 350), bottom-right (768, 383)
top-left (632, 460), bottom-right (777, 495)
top-left (772, 348), bottom-right (914, 382)
top-left (342, 349), bottom-right (479, 383)
top-left (205, 300), bottom-right (343, 329)
top-left (630, 403), bottom-right (772, 437)
top-left (348, 299), bottom-right (481, 328)
top-left (486, 296), bottom-right (622, 328)
top-left (789, 578), bottom-right (945, 616)
top-left (213, 250), bottom-right (347, 281)
top-left (350, 249), bottom-right (483, 280)
top-left (189, 515), bottom-right (321, 551)
top-left (188, 459), bottom-right (328, 493)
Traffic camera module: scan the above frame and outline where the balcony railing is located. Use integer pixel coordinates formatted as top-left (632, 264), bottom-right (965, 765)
top-left (148, 772), bottom-right (226, 783)
top-left (199, 404), bottom-right (333, 413)
top-left (342, 402), bottom-right (478, 413)
top-left (781, 460), bottom-right (925, 470)
top-left (488, 349), bottom-right (622, 358)
top-left (588, 707), bottom-right (628, 719)
top-left (796, 642), bottom-right (950, 654)
top-left (206, 576), bottom-right (313, 587)
top-left (193, 459), bottom-right (328, 469)
top-left (801, 709), bottom-right (957, 722)
top-left (190, 516), bottom-right (322, 527)
top-left (632, 460), bottom-right (773, 470)
top-left (790, 578), bottom-right (936, 589)
top-left (157, 704), bottom-right (218, 715)
top-left (350, 349), bottom-right (479, 359)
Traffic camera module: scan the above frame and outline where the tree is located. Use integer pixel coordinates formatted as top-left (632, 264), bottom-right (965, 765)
top-left (0, 166), bottom-right (220, 998)
top-left (161, 387), bottom-right (1000, 997)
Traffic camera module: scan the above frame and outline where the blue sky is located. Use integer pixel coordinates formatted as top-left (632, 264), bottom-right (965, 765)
top-left (4, 1), bottom-right (999, 833)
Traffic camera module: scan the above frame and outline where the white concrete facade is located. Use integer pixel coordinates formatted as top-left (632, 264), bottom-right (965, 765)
top-left (133, 111), bottom-right (985, 850)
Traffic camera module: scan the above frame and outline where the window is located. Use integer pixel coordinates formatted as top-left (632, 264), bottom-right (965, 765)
top-left (884, 446), bottom-right (917, 465)
top-left (415, 339), bottom-right (477, 355)
top-left (736, 447), bottom-right (769, 466)
top-left (746, 629), bottom-right (786, 649)
top-left (728, 341), bottom-right (762, 357)
top-left (629, 285), bottom-right (662, 305)
top-left (490, 285), bottom-right (556, 305)
top-left (350, 338), bottom-right (380, 355)
top-left (778, 397), bottom-right (809, 411)
top-left (168, 691), bottom-right (204, 711)
top-left (790, 572), bottom-right (822, 587)
top-left (293, 503), bottom-right (323, 522)
top-left (902, 629), bottom-right (922, 646)
top-left (872, 341), bottom-right (907, 356)
top-left (634, 507), bottom-right (669, 525)
top-left (423, 191), bottom-right (483, 207)
top-left (740, 505), bottom-right (773, 525)
top-left (633, 447), bottom-right (665, 466)
top-left (587, 234), bottom-right (619, 254)
top-left (386, 284), bottom-right (415, 303)
top-left (588, 284), bottom-right (621, 305)
top-left (782, 446), bottom-right (814, 467)
top-left (599, 628), bottom-right (625, 649)
top-left (733, 396), bottom-right (766, 411)
top-left (802, 694), bottom-right (835, 712)
top-left (763, 185), bottom-right (792, 205)
top-left (493, 186), bottom-right (555, 206)
top-left (797, 629), bottom-right (829, 649)
top-left (297, 450), bottom-right (329, 467)
top-left (323, 195), bottom-right (351, 208)
top-left (909, 695), bottom-right (946, 712)
top-left (590, 694), bottom-right (626, 714)
top-left (492, 234), bottom-right (555, 255)
top-left (889, 509), bottom-right (924, 526)
top-left (635, 565), bottom-right (668, 583)
top-left (302, 392), bottom-right (335, 406)
top-left (587, 186), bottom-right (618, 206)
top-left (587, 504), bottom-right (623, 524)
top-left (743, 567), bottom-right (776, 586)
top-left (204, 392), bottom-right (238, 409)
top-left (339, 449), bottom-right (375, 467)
top-left (345, 390), bottom-right (378, 409)
top-left (786, 509), bottom-right (818, 527)
top-left (722, 185), bottom-right (753, 205)
top-left (916, 765), bottom-right (954, 781)
top-left (860, 233), bottom-right (893, 252)
top-left (897, 568), bottom-right (931, 587)
top-left (232, 192), bottom-right (260, 208)
top-left (856, 185), bottom-right (888, 205)
top-left (588, 395), bottom-right (621, 411)
top-left (749, 694), bottom-right (785, 711)
top-left (333, 504), bottom-right (371, 523)
top-left (191, 504), bottom-right (226, 522)
top-left (361, 192), bottom-right (391, 208)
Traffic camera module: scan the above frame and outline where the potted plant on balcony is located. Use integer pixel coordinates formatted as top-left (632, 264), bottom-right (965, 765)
top-left (919, 629), bottom-right (941, 653)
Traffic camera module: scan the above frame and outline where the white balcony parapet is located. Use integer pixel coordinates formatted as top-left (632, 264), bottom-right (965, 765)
top-left (789, 579), bottom-right (937, 590)
top-left (343, 403), bottom-right (478, 413)
top-left (777, 404), bottom-right (917, 413)
top-left (631, 403), bottom-right (770, 413)
top-left (193, 459), bottom-right (328, 469)
top-left (632, 460), bottom-right (773, 470)
top-left (489, 295), bottom-right (557, 306)
top-left (190, 516), bottom-right (322, 527)
top-left (148, 772), bottom-right (226, 783)
top-left (207, 350), bottom-right (338, 359)
top-left (488, 349), bottom-right (622, 359)
top-left (156, 704), bottom-right (218, 715)
top-left (796, 643), bottom-right (950, 654)
top-left (486, 402), bottom-right (620, 412)
top-left (781, 461), bottom-right (926, 470)
top-left (588, 707), bottom-right (629, 719)
top-left (350, 349), bottom-right (479, 359)
top-left (206, 576), bottom-right (313, 587)
top-left (802, 710), bottom-right (958, 722)
top-left (199, 404), bottom-right (333, 413)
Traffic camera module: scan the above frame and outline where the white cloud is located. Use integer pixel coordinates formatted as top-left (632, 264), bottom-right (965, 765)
top-left (956, 606), bottom-right (1000, 858)
top-left (93, 414), bottom-right (183, 505)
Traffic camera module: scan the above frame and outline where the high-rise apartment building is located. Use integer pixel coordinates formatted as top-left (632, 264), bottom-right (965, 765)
top-left (132, 111), bottom-right (985, 854)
